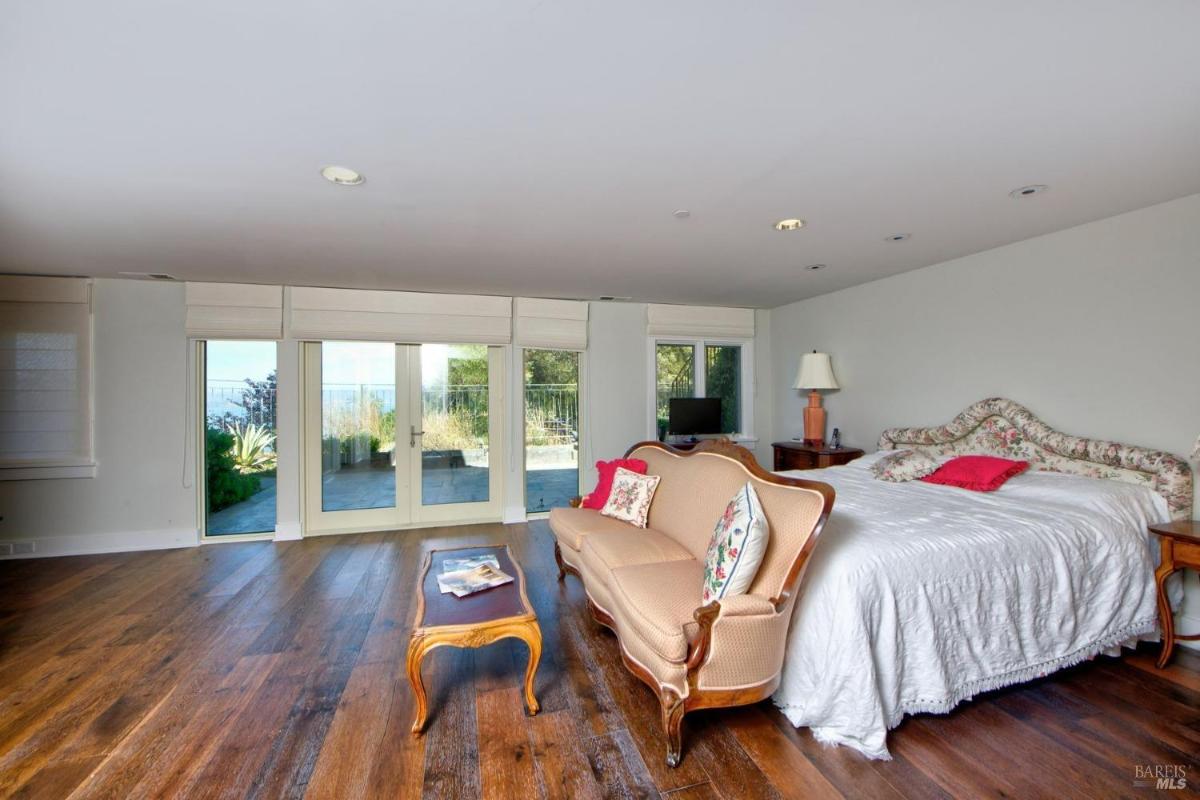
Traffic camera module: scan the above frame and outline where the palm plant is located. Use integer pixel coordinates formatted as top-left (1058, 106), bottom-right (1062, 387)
top-left (227, 421), bottom-right (276, 473)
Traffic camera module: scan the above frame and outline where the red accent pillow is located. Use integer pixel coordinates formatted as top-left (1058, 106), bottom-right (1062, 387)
top-left (920, 455), bottom-right (1029, 492)
top-left (582, 458), bottom-right (649, 509)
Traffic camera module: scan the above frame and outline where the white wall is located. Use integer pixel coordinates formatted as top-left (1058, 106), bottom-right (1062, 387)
top-left (0, 279), bottom-right (198, 554)
top-left (769, 192), bottom-right (1200, 641)
top-left (580, 302), bottom-right (652, 490)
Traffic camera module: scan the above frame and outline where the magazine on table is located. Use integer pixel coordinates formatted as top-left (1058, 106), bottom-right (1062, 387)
top-left (437, 561), bottom-right (513, 597)
top-left (441, 554), bottom-right (500, 573)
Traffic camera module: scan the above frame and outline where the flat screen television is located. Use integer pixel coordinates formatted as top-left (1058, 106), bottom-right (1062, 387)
top-left (668, 398), bottom-right (722, 436)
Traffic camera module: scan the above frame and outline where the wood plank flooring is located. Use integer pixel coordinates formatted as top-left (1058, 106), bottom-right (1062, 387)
top-left (0, 521), bottom-right (1197, 799)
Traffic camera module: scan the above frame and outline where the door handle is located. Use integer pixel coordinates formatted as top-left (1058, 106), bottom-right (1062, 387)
top-left (410, 425), bottom-right (425, 447)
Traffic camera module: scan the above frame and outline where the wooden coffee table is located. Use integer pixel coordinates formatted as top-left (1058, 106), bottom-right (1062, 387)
top-left (406, 544), bottom-right (542, 734)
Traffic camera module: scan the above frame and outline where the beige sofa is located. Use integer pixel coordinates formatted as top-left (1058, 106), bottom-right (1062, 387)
top-left (549, 440), bottom-right (834, 766)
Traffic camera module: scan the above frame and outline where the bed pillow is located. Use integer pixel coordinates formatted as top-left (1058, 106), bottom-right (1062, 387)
top-left (582, 458), bottom-right (648, 509)
top-left (921, 455), bottom-right (1029, 492)
top-left (702, 482), bottom-right (769, 603)
top-left (870, 449), bottom-right (941, 482)
top-left (600, 467), bottom-right (661, 528)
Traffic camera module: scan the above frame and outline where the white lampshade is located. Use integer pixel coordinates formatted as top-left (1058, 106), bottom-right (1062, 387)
top-left (793, 351), bottom-right (839, 390)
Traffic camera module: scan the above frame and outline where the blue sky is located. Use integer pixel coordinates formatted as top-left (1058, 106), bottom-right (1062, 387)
top-left (206, 342), bottom-right (464, 386)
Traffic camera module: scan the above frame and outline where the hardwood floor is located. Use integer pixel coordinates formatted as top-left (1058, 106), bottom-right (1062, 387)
top-left (0, 521), bottom-right (1197, 799)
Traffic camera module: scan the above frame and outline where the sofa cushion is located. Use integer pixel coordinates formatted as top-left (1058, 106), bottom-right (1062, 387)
top-left (549, 506), bottom-right (637, 552)
top-left (599, 467), bottom-right (661, 528)
top-left (610, 560), bottom-right (705, 663)
top-left (581, 458), bottom-right (649, 510)
top-left (702, 481), bottom-right (770, 604)
top-left (580, 528), bottom-right (693, 579)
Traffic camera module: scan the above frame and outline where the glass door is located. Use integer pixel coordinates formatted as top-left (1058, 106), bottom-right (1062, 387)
top-left (304, 341), bottom-right (502, 534)
top-left (408, 344), bottom-right (503, 523)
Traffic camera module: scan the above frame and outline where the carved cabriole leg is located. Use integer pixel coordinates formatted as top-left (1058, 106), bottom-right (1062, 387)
top-left (1155, 562), bottom-right (1176, 669)
top-left (406, 632), bottom-right (430, 735)
top-left (520, 620), bottom-right (543, 716)
top-left (553, 541), bottom-right (566, 582)
top-left (660, 689), bottom-right (686, 768)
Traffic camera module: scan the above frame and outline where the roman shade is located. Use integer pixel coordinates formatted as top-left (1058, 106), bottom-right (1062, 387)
top-left (185, 282), bottom-right (283, 339)
top-left (0, 275), bottom-right (94, 475)
top-left (289, 287), bottom-right (513, 344)
top-left (646, 304), bottom-right (754, 339)
top-left (514, 297), bottom-right (588, 350)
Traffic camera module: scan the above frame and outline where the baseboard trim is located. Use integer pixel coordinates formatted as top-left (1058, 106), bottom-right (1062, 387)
top-left (0, 527), bottom-right (200, 560)
top-left (274, 522), bottom-right (303, 541)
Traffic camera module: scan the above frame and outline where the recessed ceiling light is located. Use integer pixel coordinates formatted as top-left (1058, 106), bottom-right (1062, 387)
top-left (884, 233), bottom-right (911, 242)
top-left (673, 210), bottom-right (691, 219)
top-left (804, 264), bottom-right (826, 271)
top-left (1009, 184), bottom-right (1048, 198)
top-left (320, 165), bottom-right (364, 186)
top-left (774, 218), bottom-right (806, 232)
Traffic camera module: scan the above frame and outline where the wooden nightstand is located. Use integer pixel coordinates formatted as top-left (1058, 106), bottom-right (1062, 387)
top-left (771, 442), bottom-right (864, 471)
top-left (1149, 520), bottom-right (1200, 668)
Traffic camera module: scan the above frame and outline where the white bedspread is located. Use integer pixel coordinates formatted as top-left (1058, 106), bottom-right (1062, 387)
top-left (771, 462), bottom-right (1172, 759)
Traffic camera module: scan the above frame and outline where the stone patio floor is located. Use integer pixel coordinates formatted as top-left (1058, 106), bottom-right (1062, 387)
top-left (207, 467), bottom-right (579, 535)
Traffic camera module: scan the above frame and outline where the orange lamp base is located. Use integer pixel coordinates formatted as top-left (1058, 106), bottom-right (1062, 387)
top-left (802, 390), bottom-right (826, 447)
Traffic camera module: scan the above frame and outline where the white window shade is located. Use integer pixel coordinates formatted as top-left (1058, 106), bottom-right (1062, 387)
top-left (185, 282), bottom-right (283, 339)
top-left (646, 304), bottom-right (755, 339)
top-left (514, 297), bottom-right (588, 350)
top-left (0, 276), bottom-right (94, 477)
top-left (289, 287), bottom-right (513, 344)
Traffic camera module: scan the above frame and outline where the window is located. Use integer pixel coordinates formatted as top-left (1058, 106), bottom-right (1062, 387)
top-left (651, 339), bottom-right (750, 439)
top-left (524, 349), bottom-right (580, 513)
top-left (203, 341), bottom-right (277, 535)
top-left (0, 277), bottom-right (94, 480)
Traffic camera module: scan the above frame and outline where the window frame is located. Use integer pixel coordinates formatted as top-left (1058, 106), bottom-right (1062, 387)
top-left (646, 336), bottom-right (754, 442)
top-left (197, 339), bottom-right (279, 542)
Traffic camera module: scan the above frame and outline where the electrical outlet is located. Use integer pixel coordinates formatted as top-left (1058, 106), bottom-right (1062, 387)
top-left (12, 542), bottom-right (35, 555)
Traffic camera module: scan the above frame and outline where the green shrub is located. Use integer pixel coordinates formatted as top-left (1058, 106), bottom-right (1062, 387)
top-left (228, 421), bottom-right (276, 473)
top-left (206, 428), bottom-right (261, 512)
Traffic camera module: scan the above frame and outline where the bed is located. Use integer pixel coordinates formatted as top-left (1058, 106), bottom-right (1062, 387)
top-left (770, 398), bottom-right (1193, 759)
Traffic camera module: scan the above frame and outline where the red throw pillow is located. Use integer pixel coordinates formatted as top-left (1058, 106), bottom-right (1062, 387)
top-left (920, 455), bottom-right (1029, 492)
top-left (582, 458), bottom-right (649, 509)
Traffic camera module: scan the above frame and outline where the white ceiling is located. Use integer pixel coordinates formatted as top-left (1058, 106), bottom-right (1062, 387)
top-left (3, 1), bottom-right (1199, 308)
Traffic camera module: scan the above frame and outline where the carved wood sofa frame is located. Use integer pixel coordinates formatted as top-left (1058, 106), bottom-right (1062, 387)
top-left (554, 439), bottom-right (835, 766)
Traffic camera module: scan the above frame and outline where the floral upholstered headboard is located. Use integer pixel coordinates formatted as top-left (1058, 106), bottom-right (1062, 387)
top-left (878, 397), bottom-right (1193, 520)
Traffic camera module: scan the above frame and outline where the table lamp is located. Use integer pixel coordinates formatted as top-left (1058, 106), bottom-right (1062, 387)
top-left (794, 351), bottom-right (839, 446)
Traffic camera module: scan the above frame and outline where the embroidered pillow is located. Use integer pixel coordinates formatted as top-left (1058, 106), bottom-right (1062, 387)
top-left (871, 449), bottom-right (941, 482)
top-left (581, 458), bottom-right (648, 509)
top-left (600, 467), bottom-right (661, 528)
top-left (702, 482), bottom-right (769, 604)
top-left (921, 455), bottom-right (1030, 492)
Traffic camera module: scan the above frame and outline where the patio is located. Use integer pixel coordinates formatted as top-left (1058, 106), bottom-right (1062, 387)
top-left (207, 466), bottom-right (579, 535)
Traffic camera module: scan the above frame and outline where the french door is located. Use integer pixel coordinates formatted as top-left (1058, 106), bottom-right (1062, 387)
top-left (303, 341), bottom-right (503, 534)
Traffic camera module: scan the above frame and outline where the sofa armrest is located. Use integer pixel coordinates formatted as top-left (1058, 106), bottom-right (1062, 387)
top-left (685, 595), bottom-right (789, 690)
top-left (685, 595), bottom-right (775, 670)
top-left (712, 594), bottom-right (776, 618)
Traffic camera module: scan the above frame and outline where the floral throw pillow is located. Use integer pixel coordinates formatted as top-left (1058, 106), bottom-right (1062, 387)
top-left (600, 467), bottom-right (661, 528)
top-left (871, 449), bottom-right (941, 482)
top-left (702, 482), bottom-right (770, 604)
